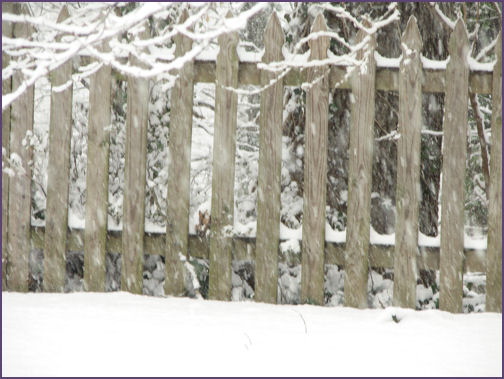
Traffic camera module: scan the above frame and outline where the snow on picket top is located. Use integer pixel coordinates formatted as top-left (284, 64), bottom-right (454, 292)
top-left (2, 292), bottom-right (501, 377)
top-left (15, 3), bottom-right (489, 254)
top-left (4, 3), bottom-right (491, 269)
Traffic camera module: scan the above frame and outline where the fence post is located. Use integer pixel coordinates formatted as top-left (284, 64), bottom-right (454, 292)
top-left (83, 35), bottom-right (112, 292)
top-left (2, 2), bottom-right (14, 290)
top-left (165, 9), bottom-right (195, 296)
top-left (486, 31), bottom-right (502, 313)
top-left (43, 6), bottom-right (73, 292)
top-left (121, 22), bottom-right (150, 294)
top-left (439, 20), bottom-right (469, 313)
top-left (254, 12), bottom-right (284, 304)
top-left (393, 16), bottom-right (422, 309)
top-left (301, 13), bottom-right (330, 306)
top-left (208, 11), bottom-right (239, 301)
top-left (345, 23), bottom-right (376, 308)
top-left (6, 4), bottom-right (34, 292)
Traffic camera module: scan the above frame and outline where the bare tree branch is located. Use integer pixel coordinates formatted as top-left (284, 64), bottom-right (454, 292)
top-left (469, 93), bottom-right (490, 199)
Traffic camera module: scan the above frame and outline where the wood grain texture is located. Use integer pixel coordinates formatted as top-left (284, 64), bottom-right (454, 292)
top-left (165, 10), bottom-right (195, 296)
top-left (2, 2), bottom-right (14, 290)
top-left (345, 26), bottom-right (376, 309)
top-left (30, 226), bottom-right (486, 274)
top-left (486, 32), bottom-right (502, 313)
top-left (80, 54), bottom-right (493, 94)
top-left (439, 20), bottom-right (469, 313)
top-left (121, 23), bottom-right (150, 294)
top-left (43, 6), bottom-right (73, 292)
top-left (208, 11), bottom-right (239, 301)
top-left (83, 40), bottom-right (112, 292)
top-left (193, 62), bottom-right (492, 94)
top-left (393, 16), bottom-right (422, 309)
top-left (255, 12), bottom-right (284, 304)
top-left (301, 13), bottom-right (330, 306)
top-left (7, 3), bottom-right (34, 292)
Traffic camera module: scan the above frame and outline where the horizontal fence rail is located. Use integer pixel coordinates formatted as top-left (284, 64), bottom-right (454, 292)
top-left (29, 227), bottom-right (487, 273)
top-left (81, 56), bottom-right (494, 94)
top-left (2, 6), bottom-right (501, 313)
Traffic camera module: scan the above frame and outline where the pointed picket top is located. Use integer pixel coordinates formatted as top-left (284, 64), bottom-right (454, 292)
top-left (263, 11), bottom-right (284, 62)
top-left (401, 16), bottom-right (422, 52)
top-left (174, 8), bottom-right (192, 56)
top-left (19, 3), bottom-right (32, 16)
top-left (14, 4), bottom-right (34, 37)
top-left (218, 10), bottom-right (239, 46)
top-left (309, 13), bottom-right (329, 59)
top-left (355, 18), bottom-right (376, 58)
top-left (179, 7), bottom-right (190, 23)
top-left (448, 18), bottom-right (469, 58)
top-left (56, 5), bottom-right (70, 23)
top-left (55, 5), bottom-right (70, 45)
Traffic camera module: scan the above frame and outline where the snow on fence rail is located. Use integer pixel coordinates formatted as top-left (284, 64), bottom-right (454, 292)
top-left (2, 6), bottom-right (502, 314)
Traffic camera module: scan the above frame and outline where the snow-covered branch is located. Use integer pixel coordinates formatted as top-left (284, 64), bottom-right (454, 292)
top-left (2, 2), bottom-right (268, 111)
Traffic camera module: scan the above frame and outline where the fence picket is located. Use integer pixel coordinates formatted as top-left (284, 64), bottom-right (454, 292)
top-left (6, 4), bottom-right (34, 292)
top-left (2, 2), bottom-right (14, 290)
top-left (439, 20), bottom-right (470, 313)
top-left (254, 12), bottom-right (284, 304)
top-left (121, 23), bottom-right (150, 294)
top-left (43, 6), bottom-right (73, 292)
top-left (486, 32), bottom-right (502, 313)
top-left (345, 25), bottom-right (376, 308)
top-left (83, 40), bottom-right (112, 292)
top-left (2, 12), bottom-right (500, 314)
top-left (165, 10), bottom-right (195, 296)
top-left (393, 16), bottom-right (422, 309)
top-left (301, 13), bottom-right (330, 305)
top-left (208, 11), bottom-right (239, 301)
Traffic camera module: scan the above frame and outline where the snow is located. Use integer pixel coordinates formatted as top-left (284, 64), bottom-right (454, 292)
top-left (468, 56), bottom-right (496, 72)
top-left (238, 46), bottom-right (264, 63)
top-left (432, 3), bottom-right (456, 31)
top-left (374, 51), bottom-right (400, 68)
top-left (421, 55), bottom-right (449, 70)
top-left (3, 7), bottom-right (500, 373)
top-left (2, 292), bottom-right (501, 376)
top-left (223, 221), bottom-right (487, 251)
top-left (374, 52), bottom-right (494, 72)
top-left (59, 215), bottom-right (488, 251)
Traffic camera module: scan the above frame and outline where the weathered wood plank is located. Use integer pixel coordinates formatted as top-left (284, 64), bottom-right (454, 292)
top-left (30, 227), bottom-right (486, 273)
top-left (439, 20), bottom-right (469, 313)
top-left (301, 13), bottom-right (330, 306)
top-left (393, 16), bottom-right (422, 309)
top-left (345, 26), bottom-right (376, 309)
top-left (7, 4), bottom-right (34, 292)
top-left (208, 11), bottom-right (239, 301)
top-left (165, 10), bottom-right (195, 296)
top-left (80, 54), bottom-right (492, 94)
top-left (2, 2), bottom-right (15, 290)
top-left (486, 32), bottom-right (502, 313)
top-left (83, 40), bottom-right (112, 292)
top-left (191, 61), bottom-right (492, 94)
top-left (121, 23), bottom-right (150, 294)
top-left (43, 6), bottom-right (73, 292)
top-left (255, 12), bottom-right (284, 304)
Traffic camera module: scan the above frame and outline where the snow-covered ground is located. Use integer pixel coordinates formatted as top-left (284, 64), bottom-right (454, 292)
top-left (2, 292), bottom-right (501, 377)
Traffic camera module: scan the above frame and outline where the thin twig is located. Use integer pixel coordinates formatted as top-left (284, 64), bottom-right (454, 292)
top-left (426, 2), bottom-right (453, 33)
top-left (469, 93), bottom-right (490, 199)
top-left (493, 2), bottom-right (502, 20)
top-left (292, 309), bottom-right (308, 334)
top-left (148, 187), bottom-right (168, 222)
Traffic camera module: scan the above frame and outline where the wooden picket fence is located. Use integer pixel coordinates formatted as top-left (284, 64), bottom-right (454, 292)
top-left (2, 5), bottom-right (502, 313)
